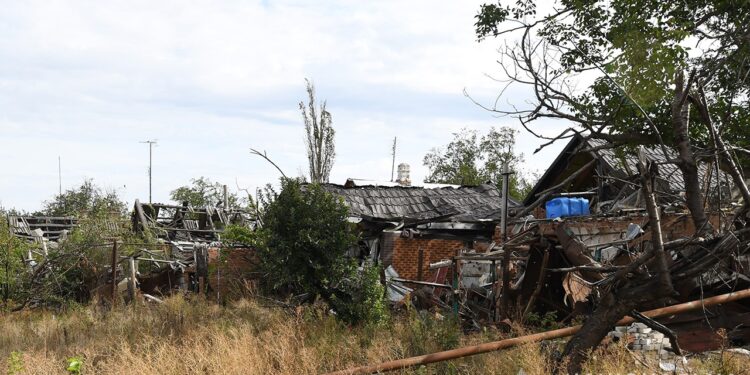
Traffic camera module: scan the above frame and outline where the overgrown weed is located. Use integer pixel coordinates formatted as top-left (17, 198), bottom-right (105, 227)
top-left (1, 298), bottom-right (749, 374)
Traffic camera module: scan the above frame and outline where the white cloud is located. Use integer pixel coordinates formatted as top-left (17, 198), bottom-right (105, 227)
top-left (0, 0), bottom-right (566, 211)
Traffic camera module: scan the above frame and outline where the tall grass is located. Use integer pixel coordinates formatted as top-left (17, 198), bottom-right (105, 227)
top-left (1, 296), bottom-right (747, 374)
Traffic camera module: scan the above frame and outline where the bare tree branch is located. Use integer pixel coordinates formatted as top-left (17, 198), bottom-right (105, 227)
top-left (249, 148), bottom-right (287, 178)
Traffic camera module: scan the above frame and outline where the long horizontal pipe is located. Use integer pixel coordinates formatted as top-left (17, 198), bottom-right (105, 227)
top-left (390, 278), bottom-right (452, 289)
top-left (328, 288), bottom-right (750, 375)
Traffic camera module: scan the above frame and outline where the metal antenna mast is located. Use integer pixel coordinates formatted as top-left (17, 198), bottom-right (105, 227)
top-left (58, 156), bottom-right (62, 196)
top-left (140, 140), bottom-right (158, 203)
top-left (390, 137), bottom-right (397, 182)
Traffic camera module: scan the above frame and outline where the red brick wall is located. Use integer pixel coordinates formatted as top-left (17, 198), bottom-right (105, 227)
top-left (207, 247), bottom-right (258, 299)
top-left (390, 235), bottom-right (465, 281)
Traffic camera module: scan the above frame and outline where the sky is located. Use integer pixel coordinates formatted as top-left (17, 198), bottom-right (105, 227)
top-left (0, 0), bottom-right (567, 212)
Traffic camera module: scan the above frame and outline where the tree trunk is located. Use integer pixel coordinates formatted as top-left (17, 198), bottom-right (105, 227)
top-left (560, 145), bottom-right (676, 373)
top-left (691, 88), bottom-right (750, 206)
top-left (562, 293), bottom-right (637, 374)
top-left (671, 72), bottom-right (712, 234)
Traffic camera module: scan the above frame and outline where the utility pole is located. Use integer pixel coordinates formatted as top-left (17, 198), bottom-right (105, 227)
top-left (110, 240), bottom-right (118, 308)
top-left (390, 137), bottom-right (397, 182)
top-left (223, 185), bottom-right (229, 208)
top-left (58, 156), bottom-right (62, 196)
top-left (140, 140), bottom-right (158, 203)
top-left (500, 164), bottom-right (514, 317)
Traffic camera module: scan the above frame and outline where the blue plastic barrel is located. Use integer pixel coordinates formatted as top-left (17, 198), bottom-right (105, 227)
top-left (546, 197), bottom-right (590, 218)
top-left (580, 198), bottom-right (590, 215)
top-left (569, 197), bottom-right (582, 216)
top-left (545, 198), bottom-right (570, 219)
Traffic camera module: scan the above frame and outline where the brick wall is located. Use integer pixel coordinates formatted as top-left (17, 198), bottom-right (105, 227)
top-left (206, 247), bottom-right (258, 299)
top-left (388, 232), bottom-right (488, 281)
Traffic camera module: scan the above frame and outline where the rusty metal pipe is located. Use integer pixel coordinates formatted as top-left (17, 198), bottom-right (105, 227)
top-left (328, 288), bottom-right (750, 375)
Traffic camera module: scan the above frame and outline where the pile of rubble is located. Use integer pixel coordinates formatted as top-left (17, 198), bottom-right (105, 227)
top-left (610, 323), bottom-right (676, 359)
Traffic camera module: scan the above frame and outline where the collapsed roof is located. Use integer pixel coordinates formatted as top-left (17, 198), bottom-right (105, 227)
top-left (132, 200), bottom-right (254, 243)
top-left (7, 215), bottom-right (77, 241)
top-left (524, 134), bottom-right (733, 211)
top-left (322, 183), bottom-right (520, 223)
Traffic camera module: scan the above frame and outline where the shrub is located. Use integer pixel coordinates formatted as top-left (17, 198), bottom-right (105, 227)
top-left (253, 178), bottom-right (386, 326)
top-left (6, 351), bottom-right (23, 375)
top-left (329, 264), bottom-right (389, 327)
top-left (0, 221), bottom-right (29, 307)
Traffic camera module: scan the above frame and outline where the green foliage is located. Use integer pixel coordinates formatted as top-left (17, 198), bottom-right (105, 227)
top-left (13, 212), bottom-right (150, 309)
top-left (170, 177), bottom-right (242, 208)
top-left (423, 127), bottom-right (535, 200)
top-left (255, 178), bottom-right (386, 325)
top-left (65, 356), bottom-right (83, 375)
top-left (6, 351), bottom-right (23, 375)
top-left (256, 179), bottom-right (355, 291)
top-left (0, 221), bottom-right (28, 306)
top-left (524, 311), bottom-right (563, 331)
top-left (246, 183), bottom-right (278, 226)
top-left (329, 264), bottom-right (389, 327)
top-left (222, 224), bottom-right (259, 247)
top-left (475, 0), bottom-right (750, 159)
top-left (42, 180), bottom-right (126, 218)
top-left (402, 307), bottom-right (461, 374)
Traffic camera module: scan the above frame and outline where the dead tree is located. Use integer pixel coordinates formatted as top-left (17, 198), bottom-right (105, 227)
top-left (300, 79), bottom-right (335, 184)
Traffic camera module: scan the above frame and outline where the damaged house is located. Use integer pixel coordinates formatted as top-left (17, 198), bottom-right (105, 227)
top-left (324, 137), bottom-right (748, 354)
top-left (494, 134), bottom-right (749, 351)
top-left (321, 171), bottom-right (520, 308)
top-left (524, 134), bottom-right (733, 215)
top-left (131, 199), bottom-right (257, 297)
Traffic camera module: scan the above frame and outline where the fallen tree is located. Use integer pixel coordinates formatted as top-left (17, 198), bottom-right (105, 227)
top-left (329, 288), bottom-right (750, 374)
top-left (473, 1), bottom-right (750, 372)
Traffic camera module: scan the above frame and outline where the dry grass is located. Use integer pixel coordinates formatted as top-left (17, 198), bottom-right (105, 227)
top-left (1, 296), bottom-right (748, 374)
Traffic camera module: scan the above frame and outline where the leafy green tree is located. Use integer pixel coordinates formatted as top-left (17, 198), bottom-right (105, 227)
top-left (41, 180), bottom-right (126, 218)
top-left (475, 1), bottom-right (750, 372)
top-left (170, 177), bottom-right (241, 208)
top-left (423, 127), bottom-right (534, 200)
top-left (475, 0), bottom-right (750, 229)
top-left (247, 178), bottom-right (386, 325)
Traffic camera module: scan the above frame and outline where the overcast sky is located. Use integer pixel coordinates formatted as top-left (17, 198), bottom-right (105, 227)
top-left (0, 0), bottom-right (566, 211)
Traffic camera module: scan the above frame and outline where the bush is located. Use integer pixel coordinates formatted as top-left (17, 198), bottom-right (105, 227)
top-left (11, 212), bottom-right (151, 309)
top-left (41, 179), bottom-right (126, 218)
top-left (0, 221), bottom-right (29, 307)
top-left (253, 178), bottom-right (387, 325)
top-left (329, 264), bottom-right (389, 327)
